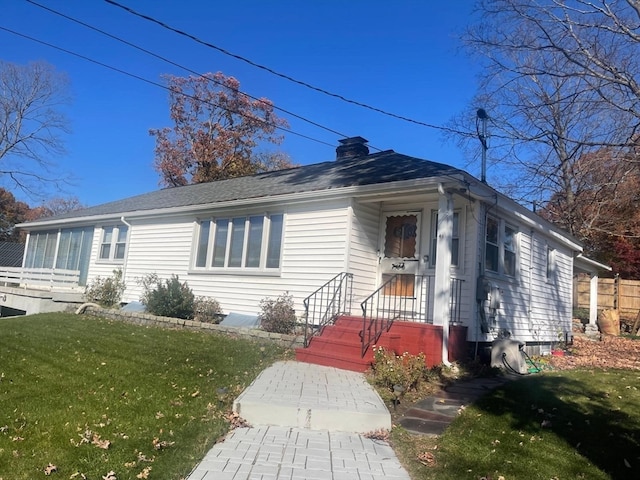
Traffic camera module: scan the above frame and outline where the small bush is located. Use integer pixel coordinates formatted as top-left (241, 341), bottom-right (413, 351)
top-left (137, 272), bottom-right (160, 306)
top-left (369, 346), bottom-right (427, 402)
top-left (144, 275), bottom-right (195, 320)
top-left (84, 269), bottom-right (126, 308)
top-left (573, 307), bottom-right (590, 323)
top-left (259, 292), bottom-right (297, 334)
top-left (194, 296), bottom-right (224, 323)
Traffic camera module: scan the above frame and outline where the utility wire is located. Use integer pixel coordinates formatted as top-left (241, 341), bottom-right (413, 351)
top-left (0, 25), bottom-right (337, 149)
top-left (104, 0), bottom-right (471, 137)
top-left (25, 0), bottom-right (354, 143)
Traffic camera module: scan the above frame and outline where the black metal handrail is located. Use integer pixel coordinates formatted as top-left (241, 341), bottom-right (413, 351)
top-left (302, 272), bottom-right (353, 347)
top-left (360, 274), bottom-right (465, 356)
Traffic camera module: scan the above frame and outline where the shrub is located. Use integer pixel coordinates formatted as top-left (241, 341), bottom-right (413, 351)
top-left (573, 307), bottom-right (590, 323)
top-left (259, 292), bottom-right (297, 334)
top-left (194, 296), bottom-right (224, 323)
top-left (137, 272), bottom-right (160, 306)
top-left (144, 275), bottom-right (195, 320)
top-left (369, 346), bottom-right (427, 401)
top-left (84, 269), bottom-right (126, 308)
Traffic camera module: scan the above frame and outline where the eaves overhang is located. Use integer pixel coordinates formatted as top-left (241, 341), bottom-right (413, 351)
top-left (16, 174), bottom-right (466, 230)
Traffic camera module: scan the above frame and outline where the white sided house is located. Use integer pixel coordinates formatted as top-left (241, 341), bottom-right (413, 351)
top-left (7, 137), bottom-right (607, 367)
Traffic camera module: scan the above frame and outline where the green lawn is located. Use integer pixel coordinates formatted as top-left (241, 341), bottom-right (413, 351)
top-left (391, 369), bottom-right (640, 480)
top-left (0, 313), bottom-right (289, 480)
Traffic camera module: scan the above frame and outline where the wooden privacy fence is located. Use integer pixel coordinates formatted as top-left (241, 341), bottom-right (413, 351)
top-left (574, 274), bottom-right (640, 317)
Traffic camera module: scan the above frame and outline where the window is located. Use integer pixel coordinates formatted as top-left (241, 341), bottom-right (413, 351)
top-left (546, 247), bottom-right (556, 282)
top-left (485, 215), bottom-right (517, 276)
top-left (99, 225), bottom-right (128, 261)
top-left (24, 231), bottom-right (58, 269)
top-left (24, 227), bottom-right (94, 285)
top-left (430, 210), bottom-right (460, 267)
top-left (195, 213), bottom-right (284, 270)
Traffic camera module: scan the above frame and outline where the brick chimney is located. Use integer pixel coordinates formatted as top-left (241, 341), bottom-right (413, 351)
top-left (336, 136), bottom-right (369, 160)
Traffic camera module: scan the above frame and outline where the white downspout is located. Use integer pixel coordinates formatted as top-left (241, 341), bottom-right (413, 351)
top-left (434, 184), bottom-right (453, 366)
top-left (120, 216), bottom-right (132, 283)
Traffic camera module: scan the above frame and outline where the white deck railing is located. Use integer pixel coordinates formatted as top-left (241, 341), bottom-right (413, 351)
top-left (0, 267), bottom-right (81, 291)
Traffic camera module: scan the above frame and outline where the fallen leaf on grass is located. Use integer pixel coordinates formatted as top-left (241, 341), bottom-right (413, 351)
top-left (152, 437), bottom-right (175, 450)
top-left (44, 463), bottom-right (57, 475)
top-left (92, 434), bottom-right (111, 449)
top-left (70, 473), bottom-right (87, 479)
top-left (417, 451), bottom-right (436, 466)
top-left (136, 467), bottom-right (152, 479)
top-left (102, 471), bottom-right (117, 480)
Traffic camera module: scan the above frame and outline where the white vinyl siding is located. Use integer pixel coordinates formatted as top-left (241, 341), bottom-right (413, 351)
top-left (348, 201), bottom-right (381, 307)
top-left (186, 201), bottom-right (352, 315)
top-left (104, 200), bottom-right (353, 315)
top-left (475, 221), bottom-right (573, 344)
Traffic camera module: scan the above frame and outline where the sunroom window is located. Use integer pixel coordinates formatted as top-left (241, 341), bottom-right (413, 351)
top-left (195, 213), bottom-right (284, 270)
top-left (24, 227), bottom-right (94, 285)
top-left (99, 225), bottom-right (128, 262)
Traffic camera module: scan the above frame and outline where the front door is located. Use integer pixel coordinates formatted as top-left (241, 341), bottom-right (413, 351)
top-left (380, 212), bottom-right (421, 297)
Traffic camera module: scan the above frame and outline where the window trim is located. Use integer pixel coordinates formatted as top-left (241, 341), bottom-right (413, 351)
top-left (193, 213), bottom-right (284, 272)
top-left (97, 225), bottom-right (129, 263)
top-left (485, 215), bottom-right (518, 278)
top-left (429, 209), bottom-right (461, 269)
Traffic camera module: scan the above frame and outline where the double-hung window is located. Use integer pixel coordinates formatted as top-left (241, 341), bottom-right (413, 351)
top-left (195, 213), bottom-right (283, 270)
top-left (485, 215), bottom-right (517, 277)
top-left (99, 225), bottom-right (128, 262)
top-left (430, 210), bottom-right (460, 267)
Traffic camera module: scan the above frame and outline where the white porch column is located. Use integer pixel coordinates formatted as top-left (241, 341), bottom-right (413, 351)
top-left (433, 185), bottom-right (453, 365)
top-left (589, 273), bottom-right (598, 325)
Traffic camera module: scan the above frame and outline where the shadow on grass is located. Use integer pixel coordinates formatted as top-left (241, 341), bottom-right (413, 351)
top-left (474, 372), bottom-right (639, 479)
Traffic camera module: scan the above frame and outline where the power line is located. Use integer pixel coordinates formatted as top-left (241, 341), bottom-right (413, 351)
top-left (104, 0), bottom-right (470, 137)
top-left (25, 0), bottom-right (353, 142)
top-left (0, 25), bottom-right (337, 149)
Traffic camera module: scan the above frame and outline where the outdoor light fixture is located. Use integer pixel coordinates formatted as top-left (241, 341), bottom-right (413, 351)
top-left (476, 108), bottom-right (489, 183)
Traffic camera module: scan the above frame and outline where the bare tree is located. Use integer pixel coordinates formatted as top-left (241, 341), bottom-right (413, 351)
top-left (450, 0), bottom-right (640, 235)
top-left (0, 60), bottom-right (71, 195)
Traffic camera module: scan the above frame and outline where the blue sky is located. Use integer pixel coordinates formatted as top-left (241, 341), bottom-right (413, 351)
top-left (2, 0), bottom-right (481, 207)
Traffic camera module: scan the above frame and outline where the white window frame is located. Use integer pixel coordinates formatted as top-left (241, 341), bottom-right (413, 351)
top-left (193, 213), bottom-right (284, 272)
top-left (98, 225), bottom-right (128, 263)
top-left (429, 209), bottom-right (461, 268)
top-left (485, 215), bottom-right (518, 277)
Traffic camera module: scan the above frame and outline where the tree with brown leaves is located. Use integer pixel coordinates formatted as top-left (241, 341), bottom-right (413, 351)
top-left (150, 72), bottom-right (291, 187)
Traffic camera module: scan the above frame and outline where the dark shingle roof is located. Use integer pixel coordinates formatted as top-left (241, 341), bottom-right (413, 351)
top-left (22, 150), bottom-right (463, 224)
